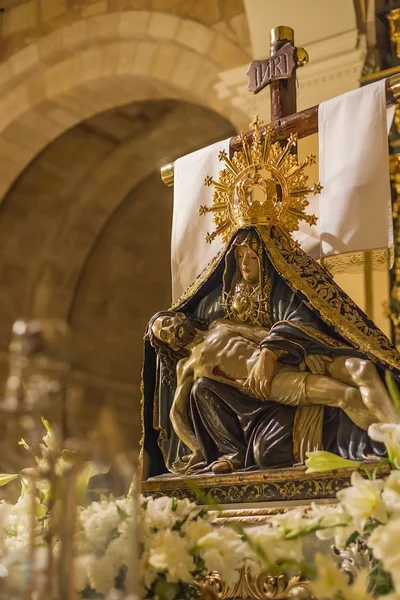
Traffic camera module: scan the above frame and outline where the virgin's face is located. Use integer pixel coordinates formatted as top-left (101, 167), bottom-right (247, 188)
top-left (236, 245), bottom-right (259, 284)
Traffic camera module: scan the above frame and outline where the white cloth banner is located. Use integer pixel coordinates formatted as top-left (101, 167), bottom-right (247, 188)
top-left (171, 82), bottom-right (395, 301)
top-left (317, 80), bottom-right (394, 260)
top-left (171, 139), bottom-right (230, 302)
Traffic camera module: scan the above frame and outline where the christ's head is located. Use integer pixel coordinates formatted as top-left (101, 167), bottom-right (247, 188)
top-left (146, 311), bottom-right (207, 386)
top-left (151, 311), bottom-right (197, 350)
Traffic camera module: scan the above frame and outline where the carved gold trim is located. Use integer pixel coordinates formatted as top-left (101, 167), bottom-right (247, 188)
top-left (199, 536), bottom-right (374, 600)
top-left (144, 465), bottom-right (361, 490)
top-left (321, 247), bottom-right (394, 275)
top-left (142, 463), bottom-right (387, 506)
top-left (394, 104), bottom-right (400, 136)
top-left (388, 153), bottom-right (400, 349)
top-left (203, 568), bottom-right (311, 600)
top-left (210, 504), bottom-right (336, 526)
top-left (388, 8), bottom-right (400, 60)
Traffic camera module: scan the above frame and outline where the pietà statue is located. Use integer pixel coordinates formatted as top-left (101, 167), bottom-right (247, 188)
top-left (141, 119), bottom-right (400, 478)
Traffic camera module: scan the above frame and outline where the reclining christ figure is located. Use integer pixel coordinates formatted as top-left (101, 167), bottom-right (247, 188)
top-left (149, 310), bottom-right (398, 474)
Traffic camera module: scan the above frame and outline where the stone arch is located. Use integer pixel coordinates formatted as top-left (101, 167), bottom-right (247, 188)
top-left (0, 97), bottom-right (236, 441)
top-left (26, 99), bottom-right (234, 322)
top-left (1, 2), bottom-right (251, 62)
top-left (0, 11), bottom-right (250, 201)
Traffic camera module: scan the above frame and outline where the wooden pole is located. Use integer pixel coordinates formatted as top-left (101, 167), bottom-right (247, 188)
top-left (269, 26), bottom-right (297, 122)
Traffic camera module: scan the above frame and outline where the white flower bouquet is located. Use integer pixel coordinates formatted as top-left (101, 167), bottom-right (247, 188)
top-left (75, 494), bottom-right (253, 598)
top-left (0, 420), bottom-right (253, 599)
top-left (2, 371), bottom-right (400, 600)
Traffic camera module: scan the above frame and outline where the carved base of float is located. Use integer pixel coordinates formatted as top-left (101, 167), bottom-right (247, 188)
top-left (142, 464), bottom-right (382, 506)
top-left (143, 466), bottom-right (385, 599)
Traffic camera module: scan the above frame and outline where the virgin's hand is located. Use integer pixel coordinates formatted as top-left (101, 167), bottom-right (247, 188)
top-left (244, 348), bottom-right (276, 400)
top-left (305, 354), bottom-right (333, 375)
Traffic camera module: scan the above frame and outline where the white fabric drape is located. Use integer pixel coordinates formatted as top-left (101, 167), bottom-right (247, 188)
top-left (171, 138), bottom-right (230, 302)
top-left (317, 80), bottom-right (394, 261)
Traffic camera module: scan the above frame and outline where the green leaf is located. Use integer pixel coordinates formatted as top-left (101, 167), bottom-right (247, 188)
top-left (0, 473), bottom-right (20, 487)
top-left (363, 519), bottom-right (382, 534)
top-left (344, 530), bottom-right (359, 547)
top-left (385, 371), bottom-right (400, 416)
top-left (193, 556), bottom-right (205, 571)
top-left (359, 464), bottom-right (373, 480)
top-left (373, 568), bottom-right (394, 596)
top-left (61, 449), bottom-right (77, 464)
top-left (186, 481), bottom-right (221, 510)
top-left (75, 461), bottom-right (110, 506)
top-left (6, 529), bottom-right (18, 536)
top-left (154, 579), bottom-right (180, 600)
top-left (41, 417), bottom-right (54, 437)
top-left (117, 505), bottom-right (129, 520)
top-left (372, 458), bottom-right (391, 480)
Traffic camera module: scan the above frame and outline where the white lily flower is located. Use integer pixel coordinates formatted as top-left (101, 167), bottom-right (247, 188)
top-left (309, 553), bottom-right (348, 598)
top-left (198, 527), bottom-right (247, 587)
top-left (244, 524), bottom-right (303, 564)
top-left (368, 423), bottom-right (400, 468)
top-left (308, 502), bottom-right (351, 529)
top-left (73, 554), bottom-right (93, 592)
top-left (336, 471), bottom-right (388, 531)
top-left (368, 518), bottom-right (400, 592)
top-left (142, 496), bottom-right (196, 531)
top-left (368, 518), bottom-right (400, 566)
top-left (147, 529), bottom-right (194, 583)
top-left (307, 503), bottom-right (356, 548)
top-left (270, 507), bottom-right (308, 536)
top-left (382, 470), bottom-right (400, 512)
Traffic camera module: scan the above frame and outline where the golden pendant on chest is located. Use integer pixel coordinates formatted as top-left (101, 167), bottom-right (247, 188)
top-left (232, 295), bottom-right (253, 322)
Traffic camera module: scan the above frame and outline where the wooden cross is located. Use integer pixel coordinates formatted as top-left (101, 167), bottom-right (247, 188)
top-left (241, 25), bottom-right (398, 151)
top-left (247, 26), bottom-right (302, 122)
top-left (160, 26), bottom-right (400, 187)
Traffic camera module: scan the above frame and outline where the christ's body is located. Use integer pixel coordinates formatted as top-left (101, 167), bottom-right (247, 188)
top-left (152, 313), bottom-right (398, 473)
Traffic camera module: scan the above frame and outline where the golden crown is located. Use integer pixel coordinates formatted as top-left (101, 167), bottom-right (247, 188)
top-left (199, 117), bottom-right (322, 244)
